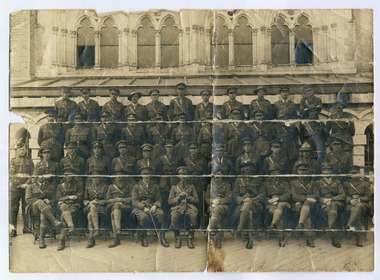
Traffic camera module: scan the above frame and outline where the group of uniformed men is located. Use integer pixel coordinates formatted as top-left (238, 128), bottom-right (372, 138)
top-left (10, 83), bottom-right (372, 251)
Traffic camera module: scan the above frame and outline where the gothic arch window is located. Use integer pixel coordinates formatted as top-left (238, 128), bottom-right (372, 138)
top-left (365, 124), bottom-right (374, 172)
top-left (137, 17), bottom-right (155, 68)
top-left (77, 18), bottom-right (95, 67)
top-left (271, 16), bottom-right (289, 65)
top-left (234, 17), bottom-right (252, 66)
top-left (213, 16), bottom-right (229, 67)
top-left (161, 17), bottom-right (179, 68)
top-left (294, 15), bottom-right (313, 65)
top-left (100, 18), bottom-right (119, 68)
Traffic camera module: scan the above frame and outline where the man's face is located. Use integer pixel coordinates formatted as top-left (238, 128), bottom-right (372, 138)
top-left (74, 117), bottom-right (82, 124)
top-left (300, 150), bottom-right (310, 158)
top-left (65, 175), bottom-right (75, 184)
top-left (322, 168), bottom-right (332, 176)
top-left (189, 146), bottom-right (198, 156)
top-left (257, 89), bottom-right (265, 99)
top-left (101, 114), bottom-right (109, 123)
top-left (335, 103), bottom-right (344, 112)
top-left (67, 146), bottom-right (76, 156)
top-left (142, 150), bottom-right (151, 159)
top-left (82, 92), bottom-right (90, 101)
top-left (228, 90), bottom-right (237, 101)
top-left (254, 112), bottom-right (264, 121)
top-left (216, 149), bottom-right (224, 158)
top-left (151, 93), bottom-right (159, 102)
top-left (271, 145), bottom-right (281, 155)
top-left (93, 146), bottom-right (102, 156)
top-left (332, 142), bottom-right (342, 151)
top-left (17, 146), bottom-right (27, 157)
top-left (62, 91), bottom-right (70, 100)
top-left (231, 111), bottom-right (241, 120)
top-left (37, 176), bottom-right (46, 184)
top-left (165, 145), bottom-right (174, 154)
top-left (141, 171), bottom-right (151, 182)
top-left (179, 116), bottom-right (187, 123)
top-left (309, 110), bottom-right (318, 120)
top-left (202, 93), bottom-right (210, 102)
top-left (176, 86), bottom-right (186, 97)
top-left (241, 165), bottom-right (252, 175)
top-left (280, 90), bottom-right (289, 100)
top-left (127, 116), bottom-right (136, 123)
top-left (297, 167), bottom-right (308, 175)
top-left (243, 144), bottom-right (251, 153)
top-left (118, 146), bottom-right (127, 155)
top-left (42, 150), bottom-right (51, 160)
top-left (305, 88), bottom-right (314, 98)
top-left (214, 171), bottom-right (223, 182)
top-left (47, 115), bottom-right (55, 122)
top-left (131, 95), bottom-right (139, 103)
top-left (110, 92), bottom-right (118, 101)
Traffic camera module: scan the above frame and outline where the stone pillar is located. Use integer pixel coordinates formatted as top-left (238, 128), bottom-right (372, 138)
top-left (131, 30), bottom-right (137, 67)
top-left (259, 26), bottom-right (266, 64)
top-left (289, 28), bottom-right (295, 65)
top-left (191, 25), bottom-right (198, 63)
top-left (179, 29), bottom-right (184, 66)
top-left (61, 29), bottom-right (68, 66)
top-left (312, 27), bottom-right (320, 64)
top-left (123, 28), bottom-right (129, 66)
top-left (228, 28), bottom-right (234, 67)
top-left (252, 29), bottom-right (258, 65)
top-left (94, 31), bottom-right (100, 68)
top-left (199, 27), bottom-right (204, 65)
top-left (331, 23), bottom-right (338, 62)
top-left (52, 27), bottom-right (59, 66)
top-left (185, 27), bottom-right (191, 64)
top-left (266, 27), bottom-right (272, 65)
top-left (321, 25), bottom-right (329, 63)
top-left (205, 29), bottom-right (212, 66)
top-left (70, 31), bottom-right (77, 67)
top-left (155, 30), bottom-right (161, 69)
top-left (118, 30), bottom-right (123, 67)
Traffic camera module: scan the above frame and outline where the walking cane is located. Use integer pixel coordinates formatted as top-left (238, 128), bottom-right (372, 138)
top-left (148, 210), bottom-right (161, 245)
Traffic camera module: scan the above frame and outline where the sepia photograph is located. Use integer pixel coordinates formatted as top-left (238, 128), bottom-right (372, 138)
top-left (8, 8), bottom-right (374, 273)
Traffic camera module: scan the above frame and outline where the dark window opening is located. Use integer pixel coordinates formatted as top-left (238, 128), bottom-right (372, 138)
top-left (77, 46), bottom-right (95, 67)
top-left (365, 124), bottom-right (374, 172)
top-left (271, 17), bottom-right (290, 65)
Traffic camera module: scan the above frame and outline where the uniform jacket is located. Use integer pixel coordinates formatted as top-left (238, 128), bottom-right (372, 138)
top-left (263, 178), bottom-right (291, 204)
top-left (169, 96), bottom-right (194, 120)
top-left (102, 100), bottom-right (125, 122)
top-left (324, 150), bottom-right (352, 174)
top-left (10, 156), bottom-right (34, 188)
top-left (125, 103), bottom-right (148, 121)
top-left (56, 179), bottom-right (84, 209)
top-left (310, 177), bottom-right (345, 202)
top-left (55, 99), bottom-right (77, 122)
top-left (146, 101), bottom-right (168, 120)
top-left (86, 155), bottom-right (110, 175)
top-left (273, 99), bottom-right (298, 119)
top-left (25, 181), bottom-right (56, 205)
top-left (290, 179), bottom-right (313, 203)
top-left (77, 99), bottom-right (101, 122)
top-left (111, 155), bottom-right (136, 175)
top-left (249, 98), bottom-right (273, 120)
top-left (59, 154), bottom-right (85, 175)
top-left (205, 179), bottom-right (232, 206)
top-left (195, 102), bottom-right (214, 121)
top-left (132, 180), bottom-right (162, 210)
top-left (299, 96), bottom-right (322, 118)
top-left (168, 181), bottom-right (199, 213)
top-left (221, 100), bottom-right (245, 119)
top-left (343, 178), bottom-right (372, 205)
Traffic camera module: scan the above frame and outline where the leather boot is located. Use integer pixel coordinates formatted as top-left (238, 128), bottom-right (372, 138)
top-left (278, 237), bottom-right (285, 247)
top-left (215, 233), bottom-right (222, 249)
top-left (68, 225), bottom-right (76, 235)
top-left (332, 238), bottom-right (341, 248)
top-left (160, 231), bottom-right (169, 247)
top-left (141, 231), bottom-right (148, 247)
top-left (92, 229), bottom-right (100, 238)
top-left (86, 237), bottom-right (95, 248)
top-left (356, 233), bottom-right (363, 247)
top-left (187, 237), bottom-right (194, 249)
top-left (306, 237), bottom-right (315, 248)
top-left (175, 237), bottom-right (181, 248)
top-left (108, 236), bottom-right (120, 248)
top-left (10, 228), bottom-right (17, 238)
top-left (39, 238), bottom-right (47, 249)
top-left (246, 232), bottom-right (253, 249)
top-left (57, 239), bottom-right (65, 251)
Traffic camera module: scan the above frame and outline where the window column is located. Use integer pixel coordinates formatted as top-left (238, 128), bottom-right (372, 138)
top-left (52, 27), bottom-right (59, 66)
top-left (123, 28), bottom-right (129, 66)
top-left (199, 27), bottom-right (204, 64)
top-left (289, 28), bottom-right (295, 65)
top-left (179, 29), bottom-right (184, 66)
top-left (321, 25), bottom-right (329, 63)
top-left (155, 30), bottom-right (161, 69)
top-left (266, 28), bottom-right (272, 65)
top-left (61, 29), bottom-right (67, 66)
top-left (70, 31), bottom-right (76, 67)
top-left (312, 27), bottom-right (320, 64)
top-left (252, 29), bottom-right (258, 65)
top-left (228, 28), bottom-right (234, 67)
top-left (131, 30), bottom-right (137, 67)
top-left (118, 30), bottom-right (123, 66)
top-left (205, 29), bottom-right (211, 65)
top-left (259, 26), bottom-right (266, 64)
top-left (331, 23), bottom-right (338, 62)
top-left (185, 27), bottom-right (191, 64)
top-left (94, 31), bottom-right (100, 68)
top-left (192, 25), bottom-right (198, 64)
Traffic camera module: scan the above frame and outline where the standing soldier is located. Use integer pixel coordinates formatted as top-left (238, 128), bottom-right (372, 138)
top-left (171, 112), bottom-right (195, 158)
top-left (249, 109), bottom-right (272, 164)
top-left (249, 86), bottom-right (273, 120)
top-left (10, 143), bottom-right (34, 237)
top-left (273, 87), bottom-right (298, 120)
top-left (169, 83), bottom-right (194, 121)
top-left (34, 146), bottom-right (59, 186)
top-left (299, 107), bottom-right (328, 163)
top-left (221, 87), bottom-right (245, 120)
top-left (292, 142), bottom-right (320, 175)
top-left (198, 112), bottom-right (214, 162)
top-left (25, 172), bottom-right (62, 249)
top-left (208, 144), bottom-right (235, 176)
top-left (106, 173), bottom-right (134, 248)
top-left (126, 91), bottom-right (148, 121)
top-left (147, 111), bottom-right (171, 161)
top-left (132, 167), bottom-right (168, 247)
top-left (137, 144), bottom-right (156, 172)
top-left (195, 89), bottom-right (214, 121)
top-left (222, 107), bottom-right (248, 163)
top-left (263, 140), bottom-right (288, 175)
top-left (65, 112), bottom-right (93, 159)
top-left (56, 170), bottom-right (84, 251)
top-left (233, 161), bottom-right (265, 249)
top-left (77, 87), bottom-right (101, 122)
top-left (235, 137), bottom-right (261, 175)
top-left (54, 86), bottom-right (77, 123)
top-left (86, 141), bottom-right (110, 177)
top-left (146, 89), bottom-right (168, 121)
top-left (121, 113), bottom-right (146, 159)
top-left (344, 165), bottom-right (372, 246)
top-left (37, 109), bottom-right (64, 162)
top-left (205, 168), bottom-right (232, 248)
top-left (299, 85), bottom-right (322, 119)
top-left (326, 97), bottom-right (355, 153)
top-left (291, 162), bottom-right (316, 247)
top-left (324, 137), bottom-right (352, 174)
top-left (111, 140), bottom-right (137, 176)
top-left (310, 162), bottom-right (345, 248)
top-left (93, 110), bottom-right (119, 160)
top-left (103, 88), bottom-right (125, 123)
top-left (59, 141), bottom-right (86, 175)
top-left (83, 176), bottom-right (109, 248)
top-left (169, 166), bottom-right (199, 249)
top-left (264, 169), bottom-right (291, 247)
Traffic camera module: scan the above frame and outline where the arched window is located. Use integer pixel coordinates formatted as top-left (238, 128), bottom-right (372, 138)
top-left (365, 124), bottom-right (374, 172)
top-left (77, 18), bottom-right (95, 67)
top-left (234, 17), bottom-right (252, 66)
top-left (137, 17), bottom-right (155, 68)
top-left (294, 16), bottom-right (313, 65)
top-left (213, 16), bottom-right (229, 67)
top-left (271, 16), bottom-right (289, 65)
top-left (161, 17), bottom-right (179, 68)
top-left (100, 18), bottom-right (118, 68)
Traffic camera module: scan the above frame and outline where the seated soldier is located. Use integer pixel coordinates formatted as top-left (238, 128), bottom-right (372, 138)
top-left (56, 169), bottom-right (84, 251)
top-left (136, 143), bottom-right (156, 172)
top-left (249, 109), bottom-right (272, 163)
top-left (264, 169), bottom-right (291, 247)
top-left (344, 165), bottom-right (373, 247)
top-left (83, 175), bottom-right (109, 248)
top-left (25, 172), bottom-right (62, 249)
top-left (168, 166), bottom-right (199, 249)
top-left (291, 162), bottom-right (316, 247)
top-left (205, 168), bottom-right (232, 248)
top-left (233, 161), bottom-right (265, 249)
top-left (107, 173), bottom-right (135, 248)
top-left (310, 162), bottom-right (345, 248)
top-left (59, 141), bottom-right (85, 175)
top-left (132, 166), bottom-right (168, 247)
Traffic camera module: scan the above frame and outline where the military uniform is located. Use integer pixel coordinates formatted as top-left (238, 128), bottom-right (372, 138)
top-left (147, 121), bottom-right (171, 160)
top-left (103, 99), bottom-right (125, 122)
top-left (271, 122), bottom-right (299, 168)
top-left (59, 152), bottom-right (85, 175)
top-left (249, 98), bottom-right (273, 120)
top-left (121, 123), bottom-right (146, 159)
top-left (171, 121), bottom-right (195, 158)
top-left (34, 158), bottom-right (59, 185)
top-left (300, 120), bottom-right (328, 162)
top-left (65, 123), bottom-right (93, 159)
top-left (54, 98), bottom-right (77, 123)
top-left (235, 151), bottom-right (261, 175)
top-left (273, 99), bottom-right (298, 119)
top-left (169, 96), bottom-right (194, 121)
top-left (146, 100), bottom-right (168, 121)
top-left (324, 149), bottom-right (352, 174)
top-left (299, 95), bottom-right (322, 119)
top-left (38, 122), bottom-right (64, 162)
top-left (222, 121), bottom-right (248, 160)
top-left (77, 99), bottom-right (101, 122)
top-left (86, 153), bottom-right (110, 175)
top-left (125, 103), bottom-right (148, 121)
top-left (221, 100), bottom-right (245, 120)
top-left (263, 152), bottom-right (288, 175)
top-left (197, 121), bottom-right (213, 161)
top-left (111, 153), bottom-right (137, 175)
top-left (209, 154), bottom-right (235, 176)
top-left (93, 122), bottom-right (119, 159)
top-left (195, 101), bottom-right (214, 121)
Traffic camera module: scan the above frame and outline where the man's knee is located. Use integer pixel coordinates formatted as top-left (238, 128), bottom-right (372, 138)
top-left (137, 212), bottom-right (148, 225)
top-left (59, 203), bottom-right (69, 212)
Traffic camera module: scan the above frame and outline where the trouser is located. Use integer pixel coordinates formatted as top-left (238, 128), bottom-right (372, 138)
top-left (110, 202), bottom-right (131, 235)
top-left (296, 201), bottom-right (314, 237)
top-left (10, 189), bottom-right (26, 227)
top-left (320, 201), bottom-right (343, 240)
top-left (267, 202), bottom-right (290, 237)
top-left (347, 202), bottom-right (369, 229)
top-left (171, 208), bottom-right (198, 237)
top-left (237, 203), bottom-right (261, 232)
top-left (209, 205), bottom-right (229, 230)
